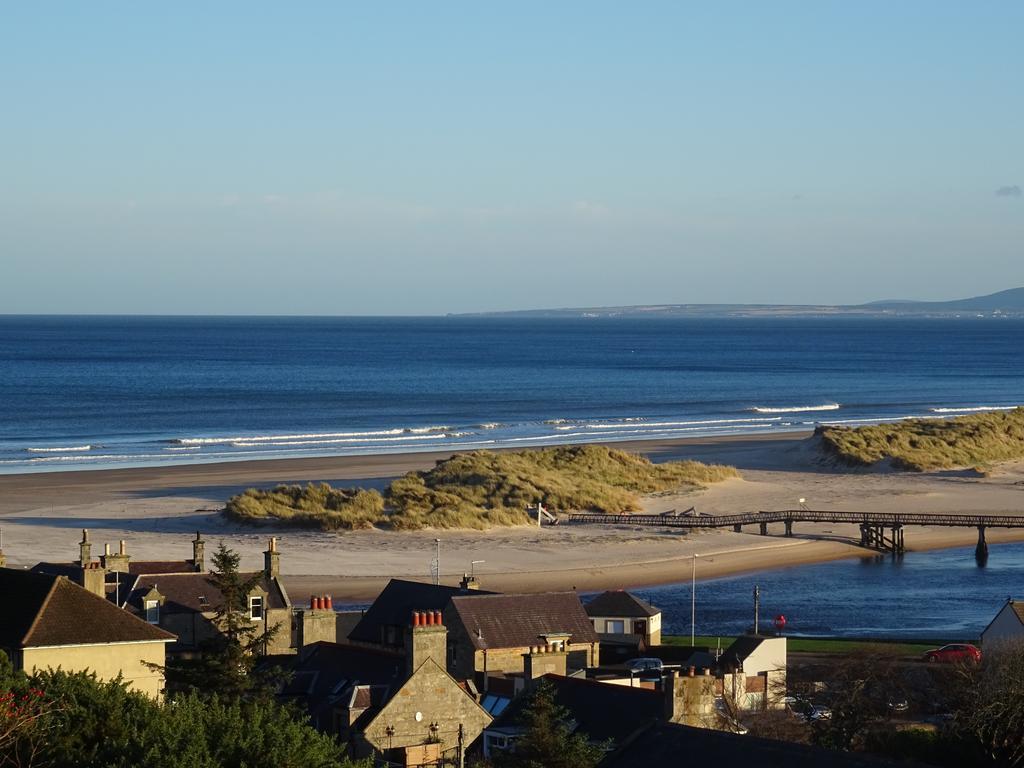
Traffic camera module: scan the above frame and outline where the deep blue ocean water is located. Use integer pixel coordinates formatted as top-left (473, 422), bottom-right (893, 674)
top-left (1, 315), bottom-right (1022, 473)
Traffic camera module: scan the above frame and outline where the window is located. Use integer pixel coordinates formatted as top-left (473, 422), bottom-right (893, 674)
top-left (145, 600), bottom-right (160, 624)
top-left (607, 619), bottom-right (625, 634)
top-left (249, 595), bottom-right (264, 621)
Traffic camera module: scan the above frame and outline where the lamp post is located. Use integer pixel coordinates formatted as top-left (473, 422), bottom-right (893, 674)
top-left (433, 538), bottom-right (441, 586)
top-left (690, 553), bottom-right (699, 646)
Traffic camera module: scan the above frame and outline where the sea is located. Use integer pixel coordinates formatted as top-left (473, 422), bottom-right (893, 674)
top-left (1, 315), bottom-right (1022, 474)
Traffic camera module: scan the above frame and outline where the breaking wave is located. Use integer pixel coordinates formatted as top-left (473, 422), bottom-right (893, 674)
top-left (752, 403), bottom-right (840, 414)
top-left (930, 406), bottom-right (1020, 414)
top-left (26, 445), bottom-right (92, 453)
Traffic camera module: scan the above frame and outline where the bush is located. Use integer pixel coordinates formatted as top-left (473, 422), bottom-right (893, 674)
top-left (225, 445), bottom-right (738, 531)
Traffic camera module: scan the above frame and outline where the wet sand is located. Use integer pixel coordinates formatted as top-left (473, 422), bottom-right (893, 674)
top-left (2, 432), bottom-right (1023, 601)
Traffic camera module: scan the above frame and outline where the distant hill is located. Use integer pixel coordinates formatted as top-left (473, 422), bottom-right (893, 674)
top-left (463, 288), bottom-right (1024, 318)
top-left (861, 287), bottom-right (1024, 312)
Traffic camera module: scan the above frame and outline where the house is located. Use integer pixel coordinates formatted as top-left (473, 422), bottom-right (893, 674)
top-left (445, 591), bottom-right (600, 683)
top-left (282, 610), bottom-right (492, 766)
top-left (0, 567), bottom-right (175, 698)
top-left (483, 671), bottom-right (665, 758)
top-left (599, 720), bottom-right (907, 767)
top-left (347, 577), bottom-right (494, 650)
top-left (585, 590), bottom-right (662, 645)
top-left (34, 530), bottom-right (294, 655)
top-left (981, 598), bottom-right (1024, 648)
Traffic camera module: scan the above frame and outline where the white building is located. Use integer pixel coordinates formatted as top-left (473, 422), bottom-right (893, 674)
top-left (981, 599), bottom-right (1024, 648)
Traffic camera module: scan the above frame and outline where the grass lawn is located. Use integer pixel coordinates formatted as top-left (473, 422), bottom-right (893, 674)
top-left (664, 635), bottom-right (941, 656)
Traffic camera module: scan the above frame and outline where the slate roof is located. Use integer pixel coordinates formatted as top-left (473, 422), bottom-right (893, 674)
top-left (348, 579), bottom-right (494, 645)
top-left (129, 560), bottom-right (197, 575)
top-left (719, 635), bottom-right (767, 670)
top-left (490, 674), bottom-right (664, 744)
top-left (0, 568), bottom-right (175, 649)
top-left (126, 572), bottom-right (288, 615)
top-left (280, 641), bottom-right (404, 727)
top-left (600, 721), bottom-right (907, 767)
top-left (450, 592), bottom-right (599, 650)
top-left (585, 591), bottom-right (660, 619)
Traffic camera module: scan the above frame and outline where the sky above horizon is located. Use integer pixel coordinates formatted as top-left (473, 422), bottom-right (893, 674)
top-left (2, 3), bottom-right (1022, 315)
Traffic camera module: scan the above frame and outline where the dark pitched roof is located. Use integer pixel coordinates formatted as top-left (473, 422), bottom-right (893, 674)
top-left (719, 635), bottom-right (767, 669)
top-left (281, 642), bottom-right (404, 726)
top-left (585, 591), bottom-right (660, 619)
top-left (0, 568), bottom-right (175, 648)
top-left (348, 579), bottom-right (494, 645)
top-left (125, 571), bottom-right (288, 616)
top-left (492, 674), bottom-right (664, 744)
top-left (450, 592), bottom-right (599, 651)
top-left (599, 721), bottom-right (907, 767)
top-left (129, 560), bottom-right (197, 575)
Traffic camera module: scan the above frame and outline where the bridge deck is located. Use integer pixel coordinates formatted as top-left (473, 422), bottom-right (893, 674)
top-left (568, 509), bottom-right (1024, 529)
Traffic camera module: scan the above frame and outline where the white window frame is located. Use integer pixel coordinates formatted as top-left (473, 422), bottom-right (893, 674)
top-left (249, 595), bottom-right (264, 621)
top-left (145, 599), bottom-right (160, 624)
top-left (607, 619), bottom-right (625, 634)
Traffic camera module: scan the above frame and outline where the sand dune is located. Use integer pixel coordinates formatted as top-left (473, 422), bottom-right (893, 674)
top-left (2, 432), bottom-right (1023, 601)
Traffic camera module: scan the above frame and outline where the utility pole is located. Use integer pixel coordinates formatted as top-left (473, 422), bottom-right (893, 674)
top-left (690, 553), bottom-right (698, 646)
top-left (753, 584), bottom-right (760, 635)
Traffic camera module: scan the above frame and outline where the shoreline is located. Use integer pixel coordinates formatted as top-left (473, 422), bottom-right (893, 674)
top-left (3, 430), bottom-right (1024, 604)
top-left (287, 527), bottom-right (1024, 602)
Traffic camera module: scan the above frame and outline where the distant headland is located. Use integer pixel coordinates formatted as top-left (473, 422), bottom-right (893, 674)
top-left (460, 287), bottom-right (1024, 318)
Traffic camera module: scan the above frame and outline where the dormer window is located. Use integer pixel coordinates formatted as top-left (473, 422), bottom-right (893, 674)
top-left (249, 595), bottom-right (264, 621)
top-left (145, 599), bottom-right (160, 624)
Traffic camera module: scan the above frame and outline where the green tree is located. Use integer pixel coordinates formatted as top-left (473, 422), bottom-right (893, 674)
top-left (492, 680), bottom-right (607, 768)
top-left (162, 542), bottom-right (281, 698)
top-left (0, 666), bottom-right (369, 768)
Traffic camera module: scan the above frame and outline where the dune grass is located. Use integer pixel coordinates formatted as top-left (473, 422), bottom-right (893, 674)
top-left (225, 445), bottom-right (738, 531)
top-left (817, 407), bottom-right (1024, 471)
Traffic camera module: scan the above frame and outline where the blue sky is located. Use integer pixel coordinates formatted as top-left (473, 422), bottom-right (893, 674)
top-left (2, 3), bottom-right (1021, 314)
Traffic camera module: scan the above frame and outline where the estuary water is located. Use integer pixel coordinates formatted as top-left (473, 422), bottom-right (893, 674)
top-left (642, 541), bottom-right (1024, 641)
top-left (1, 315), bottom-right (1022, 473)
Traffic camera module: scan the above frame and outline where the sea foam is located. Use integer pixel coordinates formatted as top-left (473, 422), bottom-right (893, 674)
top-left (26, 445), bottom-right (92, 453)
top-left (752, 404), bottom-right (840, 414)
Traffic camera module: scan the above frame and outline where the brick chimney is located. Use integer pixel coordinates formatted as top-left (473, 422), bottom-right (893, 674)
top-left (78, 529), bottom-right (91, 566)
top-left (79, 561), bottom-right (107, 598)
top-left (192, 531), bottom-right (205, 573)
top-left (405, 610), bottom-right (448, 678)
top-left (102, 539), bottom-right (131, 573)
top-left (264, 537), bottom-right (280, 578)
top-left (523, 641), bottom-right (569, 681)
top-left (663, 666), bottom-right (717, 726)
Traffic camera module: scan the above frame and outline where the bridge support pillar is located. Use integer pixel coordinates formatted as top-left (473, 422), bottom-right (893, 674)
top-left (976, 526), bottom-right (988, 565)
top-left (891, 526), bottom-right (904, 554)
top-left (733, 523), bottom-right (742, 533)
top-left (784, 519), bottom-right (793, 537)
top-left (759, 522), bottom-right (768, 536)
top-left (860, 524), bottom-right (869, 548)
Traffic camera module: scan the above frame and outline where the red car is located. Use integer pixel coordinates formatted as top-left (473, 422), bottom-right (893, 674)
top-left (923, 643), bottom-right (981, 663)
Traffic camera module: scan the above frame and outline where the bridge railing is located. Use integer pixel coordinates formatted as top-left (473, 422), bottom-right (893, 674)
top-left (568, 509), bottom-right (1024, 529)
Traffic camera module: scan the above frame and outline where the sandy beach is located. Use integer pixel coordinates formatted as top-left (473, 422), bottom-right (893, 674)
top-left (2, 432), bottom-right (1023, 602)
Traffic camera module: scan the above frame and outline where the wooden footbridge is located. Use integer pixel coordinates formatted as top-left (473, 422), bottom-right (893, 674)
top-left (568, 509), bottom-right (1024, 562)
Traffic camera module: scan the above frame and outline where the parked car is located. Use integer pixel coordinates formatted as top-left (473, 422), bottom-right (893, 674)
top-left (626, 657), bottom-right (664, 673)
top-left (807, 704), bottom-right (832, 722)
top-left (922, 644), bottom-right (981, 664)
top-left (887, 697), bottom-right (909, 713)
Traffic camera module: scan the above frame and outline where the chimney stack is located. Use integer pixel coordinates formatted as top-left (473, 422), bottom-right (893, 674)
top-left (460, 573), bottom-right (480, 591)
top-left (78, 529), bottom-right (91, 566)
top-left (405, 608), bottom-right (448, 678)
top-left (264, 537), bottom-right (280, 578)
top-left (102, 537), bottom-right (131, 573)
top-left (192, 531), bottom-right (205, 573)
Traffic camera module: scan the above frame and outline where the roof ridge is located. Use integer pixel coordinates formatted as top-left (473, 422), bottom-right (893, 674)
top-left (19, 574), bottom-right (61, 646)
